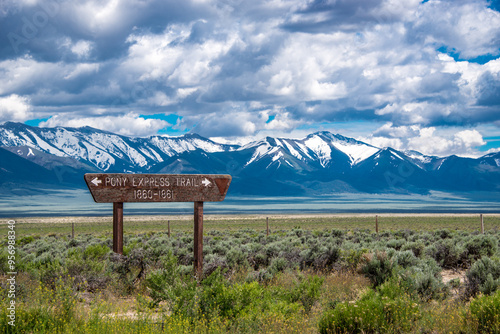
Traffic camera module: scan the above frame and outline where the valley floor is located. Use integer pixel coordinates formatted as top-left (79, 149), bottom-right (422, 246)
top-left (4, 213), bottom-right (500, 236)
top-left (2, 215), bottom-right (500, 333)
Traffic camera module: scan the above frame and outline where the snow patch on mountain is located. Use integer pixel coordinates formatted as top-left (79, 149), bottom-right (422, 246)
top-left (305, 135), bottom-right (331, 167)
top-left (273, 138), bottom-right (282, 147)
top-left (27, 130), bottom-right (65, 156)
top-left (331, 141), bottom-right (379, 165)
top-left (139, 145), bottom-right (163, 163)
top-left (283, 141), bottom-right (303, 160)
top-left (187, 138), bottom-right (226, 153)
top-left (245, 141), bottom-right (272, 166)
top-left (272, 151), bottom-right (284, 162)
top-left (406, 153), bottom-right (433, 164)
top-left (390, 151), bottom-right (405, 161)
top-left (81, 141), bottom-right (115, 170)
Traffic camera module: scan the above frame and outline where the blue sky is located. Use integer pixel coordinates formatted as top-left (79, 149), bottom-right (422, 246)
top-left (0, 0), bottom-right (499, 157)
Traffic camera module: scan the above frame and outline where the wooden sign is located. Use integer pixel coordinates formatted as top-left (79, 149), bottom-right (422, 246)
top-left (83, 173), bottom-right (232, 279)
top-left (84, 174), bottom-right (231, 203)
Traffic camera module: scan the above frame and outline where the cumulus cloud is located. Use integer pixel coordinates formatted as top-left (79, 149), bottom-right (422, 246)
top-left (0, 94), bottom-right (33, 123)
top-left (365, 123), bottom-right (487, 157)
top-left (410, 0), bottom-right (500, 59)
top-left (39, 112), bottom-right (169, 137)
top-left (184, 110), bottom-right (262, 137)
top-left (408, 128), bottom-right (486, 157)
top-left (0, 0), bottom-right (499, 156)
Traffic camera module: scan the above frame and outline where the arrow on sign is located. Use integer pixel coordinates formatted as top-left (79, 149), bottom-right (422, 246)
top-left (201, 178), bottom-right (211, 187)
top-left (91, 177), bottom-right (102, 186)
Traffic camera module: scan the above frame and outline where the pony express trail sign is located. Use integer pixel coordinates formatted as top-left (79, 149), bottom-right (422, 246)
top-left (84, 173), bottom-right (231, 277)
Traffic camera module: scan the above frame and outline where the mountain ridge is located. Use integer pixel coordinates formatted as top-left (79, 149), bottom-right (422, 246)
top-left (0, 122), bottom-right (499, 196)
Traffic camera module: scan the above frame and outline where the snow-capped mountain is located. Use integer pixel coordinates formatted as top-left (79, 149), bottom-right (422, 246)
top-left (0, 122), bottom-right (499, 195)
top-left (0, 122), bottom-right (236, 172)
top-left (237, 132), bottom-right (379, 169)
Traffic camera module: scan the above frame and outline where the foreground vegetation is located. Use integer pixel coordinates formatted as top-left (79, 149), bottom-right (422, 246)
top-left (2, 218), bottom-right (500, 333)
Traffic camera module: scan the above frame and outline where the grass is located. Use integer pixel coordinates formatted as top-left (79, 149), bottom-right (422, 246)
top-left (6, 213), bottom-right (500, 236)
top-left (2, 215), bottom-right (500, 333)
top-left (2, 270), bottom-right (496, 334)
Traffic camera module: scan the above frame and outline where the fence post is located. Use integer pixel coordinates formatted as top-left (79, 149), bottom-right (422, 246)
top-left (72, 222), bottom-right (75, 239)
top-left (168, 220), bottom-right (171, 238)
top-left (266, 217), bottom-right (269, 236)
top-left (375, 215), bottom-right (379, 234)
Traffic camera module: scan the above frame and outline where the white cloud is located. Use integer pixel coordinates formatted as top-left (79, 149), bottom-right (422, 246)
top-left (63, 63), bottom-right (100, 80)
top-left (373, 122), bottom-right (420, 138)
top-left (0, 94), bottom-right (33, 123)
top-left (71, 40), bottom-right (94, 59)
top-left (259, 32), bottom-right (352, 102)
top-left (363, 135), bottom-right (404, 151)
top-left (39, 112), bottom-right (169, 136)
top-left (366, 123), bottom-right (487, 157)
top-left (184, 110), bottom-right (262, 137)
top-left (264, 111), bottom-right (300, 131)
top-left (453, 129), bottom-right (487, 151)
top-left (1, 0), bottom-right (500, 154)
top-left (414, 1), bottom-right (500, 58)
top-left (122, 24), bottom-right (240, 86)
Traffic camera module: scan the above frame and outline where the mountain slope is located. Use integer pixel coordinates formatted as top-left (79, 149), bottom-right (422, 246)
top-left (0, 122), bottom-right (498, 196)
top-left (0, 122), bottom-right (236, 173)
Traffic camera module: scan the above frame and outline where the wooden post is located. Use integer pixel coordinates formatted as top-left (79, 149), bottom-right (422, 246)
top-left (266, 217), bottom-right (269, 236)
top-left (481, 214), bottom-right (484, 234)
top-left (72, 222), bottom-right (75, 239)
top-left (168, 220), bottom-right (171, 238)
top-left (113, 202), bottom-right (124, 254)
top-left (375, 215), bottom-right (379, 234)
top-left (194, 201), bottom-right (204, 279)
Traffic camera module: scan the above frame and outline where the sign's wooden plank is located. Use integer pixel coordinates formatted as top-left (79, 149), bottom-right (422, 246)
top-left (84, 174), bottom-right (231, 203)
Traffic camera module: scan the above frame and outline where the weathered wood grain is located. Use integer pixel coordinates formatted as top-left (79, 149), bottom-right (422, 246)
top-left (84, 174), bottom-right (231, 203)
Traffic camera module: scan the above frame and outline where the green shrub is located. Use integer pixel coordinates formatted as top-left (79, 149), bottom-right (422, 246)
top-left (470, 289), bottom-right (500, 333)
top-left (269, 257), bottom-right (288, 274)
top-left (64, 245), bottom-right (112, 292)
top-left (318, 281), bottom-right (420, 334)
top-left (318, 245), bottom-right (341, 271)
top-left (362, 251), bottom-right (394, 287)
top-left (435, 229), bottom-right (454, 239)
top-left (0, 249), bottom-right (11, 274)
top-left (330, 228), bottom-right (344, 238)
top-left (17, 236), bottom-right (35, 246)
top-left (433, 239), bottom-right (467, 269)
top-left (0, 278), bottom-right (77, 334)
top-left (395, 250), bottom-right (418, 268)
top-left (465, 257), bottom-right (500, 297)
top-left (144, 251), bottom-right (197, 314)
top-left (464, 235), bottom-right (498, 262)
top-left (386, 238), bottom-right (405, 251)
top-left (401, 241), bottom-right (425, 258)
top-left (84, 243), bottom-right (110, 260)
top-left (250, 252), bottom-right (268, 269)
top-left (399, 269), bottom-right (447, 301)
top-left (482, 274), bottom-right (500, 296)
top-left (340, 248), bottom-right (368, 272)
top-left (198, 268), bottom-right (266, 320)
top-left (226, 247), bottom-right (249, 269)
top-left (286, 275), bottom-right (324, 313)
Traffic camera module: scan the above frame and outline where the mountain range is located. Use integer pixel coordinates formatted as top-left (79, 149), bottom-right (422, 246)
top-left (0, 121), bottom-right (499, 196)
